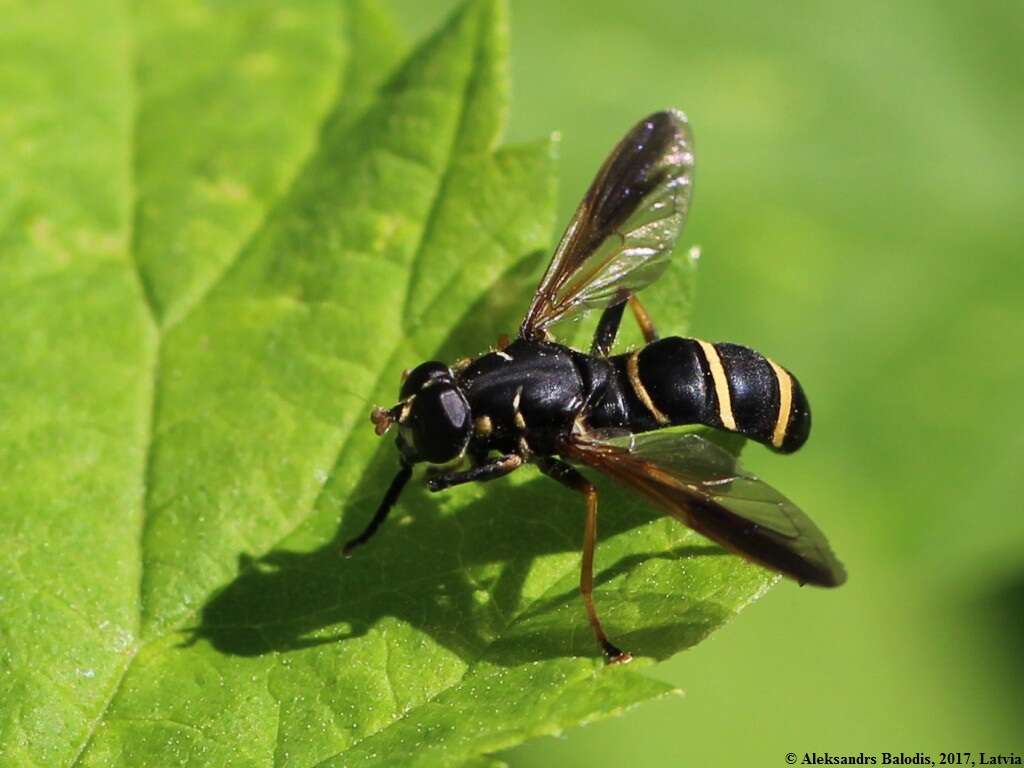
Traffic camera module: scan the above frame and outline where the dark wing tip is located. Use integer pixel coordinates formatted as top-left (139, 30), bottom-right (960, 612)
top-left (651, 109), bottom-right (693, 143)
top-left (798, 554), bottom-right (848, 588)
top-left (641, 109), bottom-right (693, 147)
top-left (645, 108), bottom-right (689, 124)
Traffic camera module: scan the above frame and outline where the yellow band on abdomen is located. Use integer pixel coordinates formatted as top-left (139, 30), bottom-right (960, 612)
top-left (697, 340), bottom-right (737, 431)
top-left (627, 351), bottom-right (671, 425)
top-left (766, 357), bottom-right (792, 449)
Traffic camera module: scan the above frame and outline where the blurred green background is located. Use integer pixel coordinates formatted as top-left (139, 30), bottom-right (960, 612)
top-left (391, 1), bottom-right (1024, 764)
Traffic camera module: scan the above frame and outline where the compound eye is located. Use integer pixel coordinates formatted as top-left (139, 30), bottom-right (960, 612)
top-left (403, 386), bottom-right (471, 464)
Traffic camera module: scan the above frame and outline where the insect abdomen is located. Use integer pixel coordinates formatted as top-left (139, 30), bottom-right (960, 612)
top-left (623, 337), bottom-right (810, 453)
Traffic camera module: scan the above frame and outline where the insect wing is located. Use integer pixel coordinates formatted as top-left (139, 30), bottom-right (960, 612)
top-left (520, 110), bottom-right (695, 339)
top-left (566, 432), bottom-right (847, 587)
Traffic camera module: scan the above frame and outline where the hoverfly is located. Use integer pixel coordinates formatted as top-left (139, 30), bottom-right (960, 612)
top-left (349, 110), bottom-right (846, 664)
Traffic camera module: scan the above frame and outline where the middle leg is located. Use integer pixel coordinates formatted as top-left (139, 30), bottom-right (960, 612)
top-left (590, 293), bottom-right (660, 356)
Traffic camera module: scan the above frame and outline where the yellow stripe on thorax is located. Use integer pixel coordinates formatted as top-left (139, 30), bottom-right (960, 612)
top-left (696, 340), bottom-right (737, 431)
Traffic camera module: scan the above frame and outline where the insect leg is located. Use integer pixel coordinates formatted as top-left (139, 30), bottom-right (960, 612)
top-left (426, 453), bottom-right (523, 492)
top-left (537, 457), bottom-right (632, 664)
top-left (342, 462), bottom-right (412, 556)
top-left (590, 293), bottom-right (660, 356)
top-left (590, 301), bottom-right (628, 356)
top-left (628, 294), bottom-right (659, 343)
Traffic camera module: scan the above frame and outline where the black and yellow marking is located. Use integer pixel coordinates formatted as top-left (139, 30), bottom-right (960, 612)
top-left (626, 350), bottom-right (670, 425)
top-left (474, 414), bottom-right (493, 437)
top-left (715, 342), bottom-right (779, 445)
top-left (712, 341), bottom-right (809, 454)
top-left (397, 396), bottom-right (415, 424)
top-left (592, 336), bottom-right (811, 454)
top-left (765, 357), bottom-right (793, 450)
top-left (511, 385), bottom-right (533, 455)
top-left (630, 337), bottom-right (713, 429)
top-left (511, 386), bottom-right (528, 430)
top-left (695, 339), bottom-right (737, 431)
top-left (361, 109), bottom-right (829, 667)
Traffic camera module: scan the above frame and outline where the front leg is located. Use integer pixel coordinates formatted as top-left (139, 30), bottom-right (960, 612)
top-left (426, 453), bottom-right (524, 492)
top-left (342, 462), bottom-right (413, 555)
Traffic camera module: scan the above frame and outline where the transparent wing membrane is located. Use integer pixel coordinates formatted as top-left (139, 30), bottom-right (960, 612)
top-left (521, 110), bottom-right (694, 338)
top-left (566, 432), bottom-right (847, 587)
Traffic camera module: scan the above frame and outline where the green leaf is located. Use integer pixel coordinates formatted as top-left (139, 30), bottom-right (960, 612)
top-left (0, 1), bottom-right (774, 766)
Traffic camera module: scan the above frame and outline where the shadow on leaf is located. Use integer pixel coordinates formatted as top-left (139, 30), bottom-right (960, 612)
top-left (189, 487), bottom-right (732, 664)
top-left (188, 252), bottom-right (746, 665)
top-left (968, 570), bottom-right (1024, 691)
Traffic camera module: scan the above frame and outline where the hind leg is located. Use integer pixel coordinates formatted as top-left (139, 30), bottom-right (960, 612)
top-left (627, 295), bottom-right (659, 343)
top-left (590, 293), bottom-right (660, 356)
top-left (537, 457), bottom-right (632, 664)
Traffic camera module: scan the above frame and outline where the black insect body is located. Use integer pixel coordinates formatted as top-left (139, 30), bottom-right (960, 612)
top-left (351, 110), bottom-right (846, 664)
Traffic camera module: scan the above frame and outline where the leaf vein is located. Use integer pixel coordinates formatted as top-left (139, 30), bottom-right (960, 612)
top-left (160, 18), bottom-right (351, 333)
top-left (65, 10), bottom-right (495, 765)
top-left (66, 6), bottom-right (150, 762)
